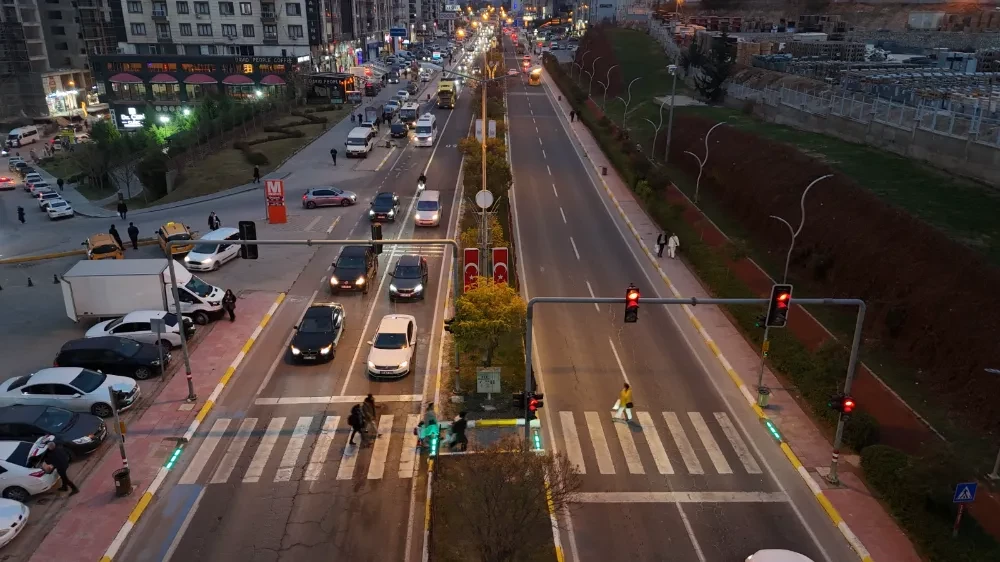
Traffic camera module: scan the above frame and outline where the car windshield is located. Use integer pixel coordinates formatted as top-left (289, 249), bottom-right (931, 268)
top-left (394, 265), bottom-right (422, 279)
top-left (35, 408), bottom-right (76, 433)
top-left (374, 194), bottom-right (394, 206)
top-left (392, 124), bottom-right (406, 132)
top-left (374, 333), bottom-right (407, 349)
top-left (163, 313), bottom-right (179, 327)
top-left (185, 276), bottom-right (214, 297)
top-left (7, 375), bottom-right (31, 390)
top-left (105, 317), bottom-right (125, 330)
top-left (93, 244), bottom-right (118, 254)
top-left (416, 125), bottom-right (432, 135)
top-left (400, 109), bottom-right (417, 120)
top-left (167, 232), bottom-right (191, 242)
top-left (192, 243), bottom-right (218, 255)
top-left (346, 137), bottom-right (367, 146)
top-left (417, 201), bottom-right (438, 211)
top-left (70, 369), bottom-right (107, 393)
top-left (299, 316), bottom-right (335, 333)
top-left (337, 255), bottom-right (365, 269)
top-left (6, 442), bottom-right (32, 467)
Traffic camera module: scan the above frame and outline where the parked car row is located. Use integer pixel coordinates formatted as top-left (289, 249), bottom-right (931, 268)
top-left (5, 158), bottom-right (74, 220)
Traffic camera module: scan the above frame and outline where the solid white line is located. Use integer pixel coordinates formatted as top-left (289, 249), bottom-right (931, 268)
top-left (559, 207), bottom-right (566, 223)
top-left (552, 183), bottom-right (558, 197)
top-left (546, 164), bottom-right (552, 175)
top-left (304, 215), bottom-right (322, 232)
top-left (275, 416), bottom-right (312, 482)
top-left (326, 216), bottom-right (341, 234)
top-left (367, 414), bottom-right (394, 479)
top-left (584, 411), bottom-right (615, 475)
top-left (613, 419), bottom-right (644, 474)
top-left (243, 417), bottom-right (284, 483)
top-left (304, 415), bottom-right (339, 481)
top-left (374, 146), bottom-right (396, 171)
top-left (586, 281), bottom-right (600, 312)
top-left (677, 504), bottom-right (709, 562)
top-left (574, 491), bottom-right (790, 503)
top-left (255, 290), bottom-right (317, 396)
top-left (636, 411), bottom-right (674, 474)
top-left (689, 412), bottom-right (732, 475)
top-left (608, 338), bottom-right (631, 385)
top-left (178, 418), bottom-right (230, 485)
top-left (210, 417), bottom-right (256, 484)
top-left (254, 394), bottom-right (422, 405)
top-left (163, 487), bottom-right (205, 562)
top-left (399, 414), bottom-right (420, 479)
top-left (337, 441), bottom-right (359, 480)
top-left (664, 412), bottom-right (703, 474)
top-left (569, 236), bottom-right (580, 260)
top-left (714, 412), bottom-right (762, 474)
top-left (559, 411), bottom-right (586, 474)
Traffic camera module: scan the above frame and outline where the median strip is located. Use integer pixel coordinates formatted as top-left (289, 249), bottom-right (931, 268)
top-left (0, 237), bottom-right (159, 265)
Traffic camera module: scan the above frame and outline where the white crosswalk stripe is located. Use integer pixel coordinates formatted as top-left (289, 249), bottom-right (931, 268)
top-left (244, 417), bottom-right (285, 483)
top-left (367, 415), bottom-right (394, 480)
top-left (636, 411), bottom-right (674, 475)
top-left (584, 412), bottom-right (615, 475)
top-left (399, 414), bottom-right (420, 479)
top-left (560, 411), bottom-right (586, 474)
top-left (613, 420), bottom-right (644, 475)
top-left (664, 411), bottom-right (704, 475)
top-left (689, 412), bottom-right (732, 474)
top-left (275, 416), bottom-right (312, 482)
top-left (304, 416), bottom-right (339, 481)
top-left (714, 412), bottom-right (762, 474)
top-left (179, 418), bottom-right (230, 485)
top-left (211, 418), bottom-right (256, 484)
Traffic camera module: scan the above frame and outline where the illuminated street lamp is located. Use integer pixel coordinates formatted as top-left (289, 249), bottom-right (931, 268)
top-left (158, 115), bottom-right (170, 123)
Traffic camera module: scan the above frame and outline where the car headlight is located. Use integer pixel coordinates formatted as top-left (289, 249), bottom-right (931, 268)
top-left (389, 284), bottom-right (398, 293)
top-left (320, 345), bottom-right (332, 355)
top-left (73, 436), bottom-right (94, 445)
top-left (330, 276), bottom-right (339, 285)
top-left (399, 360), bottom-right (408, 369)
top-left (388, 210), bottom-right (394, 216)
top-left (431, 213), bottom-right (439, 221)
top-left (202, 258), bottom-right (212, 264)
top-left (290, 345), bottom-right (300, 355)
top-left (209, 300), bottom-right (220, 306)
top-left (151, 359), bottom-right (161, 366)
top-left (368, 361), bottom-right (376, 370)
top-left (355, 276), bottom-right (366, 285)
top-left (369, 209), bottom-right (375, 216)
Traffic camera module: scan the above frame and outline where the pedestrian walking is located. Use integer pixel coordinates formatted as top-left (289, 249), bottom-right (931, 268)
top-left (351, 114), bottom-right (356, 124)
top-left (127, 222), bottom-right (140, 250)
top-left (656, 232), bottom-right (667, 258)
top-left (348, 404), bottom-right (364, 445)
top-left (109, 224), bottom-right (124, 250)
top-left (117, 200), bottom-right (128, 220)
top-left (418, 403), bottom-right (439, 448)
top-left (34, 439), bottom-right (79, 495)
top-left (570, 110), bottom-right (576, 122)
top-left (17, 206), bottom-right (25, 224)
top-left (222, 289), bottom-right (237, 322)
top-left (667, 232), bottom-right (680, 259)
top-left (253, 165), bottom-right (260, 183)
top-left (612, 382), bottom-right (634, 423)
top-left (330, 148), bottom-right (338, 166)
top-left (362, 394), bottom-right (378, 438)
top-left (448, 411), bottom-right (469, 451)
top-left (208, 212), bottom-right (221, 231)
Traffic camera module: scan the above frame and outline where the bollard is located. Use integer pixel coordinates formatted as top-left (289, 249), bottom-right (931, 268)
top-left (53, 274), bottom-right (59, 284)
top-left (756, 386), bottom-right (771, 408)
top-left (601, 166), bottom-right (607, 176)
top-left (27, 277), bottom-right (33, 287)
top-left (558, 95), bottom-right (562, 101)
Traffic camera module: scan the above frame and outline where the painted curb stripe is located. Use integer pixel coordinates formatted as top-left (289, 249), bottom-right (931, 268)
top-left (0, 238), bottom-right (159, 265)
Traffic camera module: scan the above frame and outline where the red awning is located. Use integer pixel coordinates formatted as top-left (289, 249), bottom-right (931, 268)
top-left (108, 73), bottom-right (142, 84)
top-left (260, 74), bottom-right (286, 86)
top-left (149, 73), bottom-right (178, 84)
top-left (222, 74), bottom-right (254, 85)
top-left (183, 73), bottom-right (217, 85)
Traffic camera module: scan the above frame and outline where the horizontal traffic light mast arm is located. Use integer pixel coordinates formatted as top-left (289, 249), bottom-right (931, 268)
top-left (166, 238), bottom-right (460, 252)
top-left (526, 296), bottom-right (865, 315)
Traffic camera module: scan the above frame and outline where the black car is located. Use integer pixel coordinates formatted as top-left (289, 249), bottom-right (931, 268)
top-left (0, 405), bottom-right (106, 457)
top-left (387, 71), bottom-right (400, 84)
top-left (369, 191), bottom-right (401, 222)
top-left (290, 304), bottom-right (345, 362)
top-left (390, 122), bottom-right (409, 139)
top-left (330, 245), bottom-right (378, 294)
top-left (406, 82), bottom-right (419, 96)
top-left (54, 336), bottom-right (168, 380)
top-left (389, 255), bottom-right (429, 302)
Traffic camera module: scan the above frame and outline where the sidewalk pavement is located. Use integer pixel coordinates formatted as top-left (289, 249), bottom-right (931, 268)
top-left (542, 68), bottom-right (921, 562)
top-left (27, 291), bottom-right (282, 562)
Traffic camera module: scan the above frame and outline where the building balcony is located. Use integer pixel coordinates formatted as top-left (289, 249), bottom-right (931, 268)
top-left (260, 11), bottom-right (276, 22)
top-left (157, 32), bottom-right (172, 42)
top-left (152, 9), bottom-right (167, 20)
top-left (263, 33), bottom-right (278, 44)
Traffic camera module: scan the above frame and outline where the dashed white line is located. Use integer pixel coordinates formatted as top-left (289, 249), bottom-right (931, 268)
top-left (552, 183), bottom-right (558, 197)
top-left (586, 281), bottom-right (600, 312)
top-left (325, 216), bottom-right (341, 234)
top-left (609, 339), bottom-right (631, 385)
top-left (547, 165), bottom-right (552, 176)
top-left (559, 207), bottom-right (567, 223)
top-left (542, 149), bottom-right (546, 159)
top-left (535, 126), bottom-right (539, 133)
top-left (569, 236), bottom-right (580, 260)
top-left (539, 138), bottom-right (543, 146)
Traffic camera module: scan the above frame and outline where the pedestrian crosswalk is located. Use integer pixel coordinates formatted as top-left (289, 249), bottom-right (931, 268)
top-left (178, 413), bottom-right (423, 485)
top-left (553, 410), bottom-right (763, 477)
top-left (390, 244), bottom-right (447, 257)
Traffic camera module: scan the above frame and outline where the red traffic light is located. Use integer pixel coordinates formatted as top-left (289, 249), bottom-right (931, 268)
top-left (528, 398), bottom-right (539, 411)
top-left (776, 292), bottom-right (790, 308)
top-left (842, 397), bottom-right (855, 414)
top-left (627, 290), bottom-right (639, 302)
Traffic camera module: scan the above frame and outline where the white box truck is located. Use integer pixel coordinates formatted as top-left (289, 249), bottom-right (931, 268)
top-left (61, 259), bottom-right (225, 325)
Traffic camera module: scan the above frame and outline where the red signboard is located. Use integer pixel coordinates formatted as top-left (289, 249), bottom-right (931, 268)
top-left (264, 179), bottom-right (286, 224)
top-left (463, 248), bottom-right (479, 292)
top-left (492, 247), bottom-right (509, 285)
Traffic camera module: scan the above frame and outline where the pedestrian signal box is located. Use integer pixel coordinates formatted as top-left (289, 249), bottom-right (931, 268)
top-left (371, 223), bottom-right (383, 255)
top-left (238, 221), bottom-right (258, 259)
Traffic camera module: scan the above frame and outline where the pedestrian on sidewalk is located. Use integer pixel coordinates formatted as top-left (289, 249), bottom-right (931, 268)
top-left (109, 224), bottom-right (124, 250)
top-left (330, 148), bottom-right (338, 166)
top-left (253, 165), bottom-right (260, 183)
top-left (35, 439), bottom-right (79, 495)
top-left (17, 206), bottom-right (25, 224)
top-left (351, 114), bottom-right (356, 124)
top-left (348, 404), bottom-right (364, 445)
top-left (570, 110), bottom-right (576, 122)
top-left (656, 232), bottom-right (667, 257)
top-left (117, 200), bottom-right (128, 220)
top-left (127, 222), bottom-right (139, 250)
top-left (613, 382), bottom-right (634, 423)
top-left (222, 289), bottom-right (237, 322)
top-left (667, 232), bottom-right (680, 259)
top-left (448, 411), bottom-right (469, 452)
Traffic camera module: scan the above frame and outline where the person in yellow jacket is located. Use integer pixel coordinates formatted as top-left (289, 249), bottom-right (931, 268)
top-left (614, 382), bottom-right (634, 423)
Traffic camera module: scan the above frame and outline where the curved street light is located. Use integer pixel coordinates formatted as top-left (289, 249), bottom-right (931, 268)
top-left (683, 120), bottom-right (727, 204)
top-left (615, 76), bottom-right (642, 130)
top-left (642, 98), bottom-right (669, 157)
top-left (587, 56), bottom-right (602, 98)
top-left (600, 64), bottom-right (618, 111)
top-left (574, 49), bottom-right (591, 82)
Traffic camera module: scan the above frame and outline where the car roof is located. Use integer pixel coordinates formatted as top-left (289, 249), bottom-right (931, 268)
top-left (747, 551), bottom-right (815, 562)
top-left (396, 255), bottom-right (422, 267)
top-left (375, 191), bottom-right (395, 198)
top-left (19, 367), bottom-right (86, 385)
top-left (378, 314), bottom-right (415, 332)
top-left (195, 227), bottom-right (239, 241)
top-left (0, 404), bottom-right (48, 423)
top-left (160, 222), bottom-right (190, 235)
top-left (340, 245), bottom-right (370, 256)
top-left (304, 303), bottom-right (343, 317)
top-left (87, 233), bottom-right (117, 245)
top-left (121, 310), bottom-right (169, 322)
top-left (60, 336), bottom-right (128, 351)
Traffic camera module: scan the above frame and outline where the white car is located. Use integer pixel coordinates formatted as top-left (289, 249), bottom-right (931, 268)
top-left (0, 439), bottom-right (59, 503)
top-left (86, 310), bottom-right (193, 349)
top-left (366, 314), bottom-right (417, 379)
top-left (397, 90), bottom-right (409, 101)
top-left (745, 550), bottom-right (815, 562)
top-left (0, 499), bottom-right (28, 548)
top-left (45, 199), bottom-right (74, 219)
top-left (0, 367), bottom-right (140, 418)
top-left (36, 191), bottom-right (62, 210)
top-left (28, 182), bottom-right (51, 196)
top-left (23, 173), bottom-right (42, 187)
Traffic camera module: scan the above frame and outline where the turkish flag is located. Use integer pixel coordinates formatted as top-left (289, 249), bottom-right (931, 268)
top-left (492, 247), bottom-right (509, 285)
top-left (463, 248), bottom-right (479, 292)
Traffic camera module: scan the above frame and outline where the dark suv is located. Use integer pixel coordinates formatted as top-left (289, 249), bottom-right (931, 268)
top-left (390, 121), bottom-right (409, 139)
top-left (54, 336), bottom-right (168, 380)
top-left (330, 245), bottom-right (378, 294)
top-left (368, 191), bottom-right (400, 222)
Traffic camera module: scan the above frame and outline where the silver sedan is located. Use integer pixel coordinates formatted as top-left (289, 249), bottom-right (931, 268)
top-left (302, 187), bottom-right (358, 209)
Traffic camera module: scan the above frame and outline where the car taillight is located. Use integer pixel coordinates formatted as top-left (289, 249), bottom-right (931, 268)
top-left (302, 194), bottom-right (307, 200)
top-left (53, 360), bottom-right (58, 367)
top-left (29, 470), bottom-right (45, 478)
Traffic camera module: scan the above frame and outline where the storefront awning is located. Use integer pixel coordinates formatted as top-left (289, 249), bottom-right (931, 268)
top-left (184, 73), bottom-right (218, 85)
top-left (260, 74), bottom-right (286, 86)
top-left (222, 75), bottom-right (254, 85)
top-left (108, 73), bottom-right (142, 84)
top-left (149, 73), bottom-right (178, 84)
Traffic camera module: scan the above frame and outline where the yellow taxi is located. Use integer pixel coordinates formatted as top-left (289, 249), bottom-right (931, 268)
top-left (158, 222), bottom-right (195, 256)
top-left (84, 233), bottom-right (124, 260)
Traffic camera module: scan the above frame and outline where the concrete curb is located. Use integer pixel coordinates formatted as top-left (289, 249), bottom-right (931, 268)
top-left (98, 292), bottom-right (286, 562)
top-left (0, 237), bottom-right (160, 265)
top-left (544, 70), bottom-right (875, 562)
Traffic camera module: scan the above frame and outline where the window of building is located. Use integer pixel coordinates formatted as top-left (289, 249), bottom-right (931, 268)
top-left (111, 82), bottom-right (147, 102)
top-left (218, 1), bottom-right (233, 15)
top-left (126, 1), bottom-right (141, 13)
top-left (263, 24), bottom-right (276, 38)
top-left (130, 22), bottom-right (146, 35)
top-left (152, 2), bottom-right (167, 15)
top-left (181, 62), bottom-right (216, 72)
top-left (147, 62), bottom-right (177, 72)
top-left (285, 3), bottom-right (300, 16)
top-left (261, 2), bottom-right (275, 16)
top-left (242, 23), bottom-right (254, 37)
top-left (179, 22), bottom-right (192, 35)
top-left (55, 41), bottom-right (68, 50)
top-left (194, 1), bottom-right (209, 14)
top-left (176, 1), bottom-right (189, 13)
top-left (156, 23), bottom-right (170, 36)
top-left (259, 63), bottom-right (285, 73)
top-left (287, 24), bottom-right (302, 38)
top-left (239, 1), bottom-right (251, 15)
top-left (197, 23), bottom-right (212, 35)
top-left (50, 25), bottom-right (65, 35)
top-left (221, 23), bottom-right (236, 36)
top-left (47, 9), bottom-right (62, 18)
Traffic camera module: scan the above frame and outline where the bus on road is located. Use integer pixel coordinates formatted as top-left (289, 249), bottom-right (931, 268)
top-left (528, 68), bottom-right (542, 86)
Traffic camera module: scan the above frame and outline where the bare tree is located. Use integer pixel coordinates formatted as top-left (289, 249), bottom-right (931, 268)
top-left (435, 436), bottom-right (580, 562)
top-left (72, 143), bottom-right (112, 195)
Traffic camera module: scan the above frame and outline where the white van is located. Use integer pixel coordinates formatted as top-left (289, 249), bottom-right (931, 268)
top-left (346, 126), bottom-right (377, 158)
top-left (6, 126), bottom-right (39, 148)
top-left (414, 113), bottom-right (437, 147)
top-left (414, 190), bottom-right (441, 227)
top-left (183, 227), bottom-right (241, 271)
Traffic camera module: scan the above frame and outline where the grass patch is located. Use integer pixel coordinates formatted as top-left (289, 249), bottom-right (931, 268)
top-left (37, 154), bottom-right (83, 181)
top-left (454, 334), bottom-right (525, 417)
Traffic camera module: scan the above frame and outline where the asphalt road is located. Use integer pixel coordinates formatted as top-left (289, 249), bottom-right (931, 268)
top-left (115, 70), bottom-right (475, 562)
top-left (502, 38), bottom-right (859, 562)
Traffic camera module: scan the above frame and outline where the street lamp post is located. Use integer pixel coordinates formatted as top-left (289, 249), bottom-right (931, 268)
top-left (683, 121), bottom-right (727, 204)
top-left (587, 56), bottom-right (602, 98)
top-left (642, 98), bottom-right (669, 158)
top-left (615, 76), bottom-right (641, 131)
top-left (985, 367), bottom-right (1000, 480)
top-left (573, 49), bottom-right (590, 81)
top-left (600, 63), bottom-right (618, 110)
top-left (664, 64), bottom-right (679, 162)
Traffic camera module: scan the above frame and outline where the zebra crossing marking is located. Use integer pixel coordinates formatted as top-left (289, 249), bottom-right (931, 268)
top-left (337, 442), bottom-right (359, 481)
top-left (663, 412), bottom-right (703, 475)
top-left (584, 412), bottom-right (615, 475)
top-left (399, 414), bottom-right (420, 479)
top-left (636, 411), bottom-right (674, 475)
top-left (179, 418), bottom-right (230, 485)
top-left (367, 415), bottom-right (394, 480)
top-left (244, 417), bottom-right (284, 483)
top-left (304, 416), bottom-right (339, 481)
top-left (211, 417), bottom-right (256, 484)
top-left (613, 420), bottom-right (644, 475)
top-left (714, 412), bottom-right (762, 474)
top-left (688, 412), bottom-right (732, 475)
top-left (275, 416), bottom-right (312, 482)
top-left (560, 412), bottom-right (586, 475)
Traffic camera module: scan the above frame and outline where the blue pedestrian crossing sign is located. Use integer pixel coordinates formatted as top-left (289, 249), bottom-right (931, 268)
top-left (953, 482), bottom-right (978, 503)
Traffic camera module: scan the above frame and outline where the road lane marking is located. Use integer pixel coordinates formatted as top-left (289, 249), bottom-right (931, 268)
top-left (211, 418), bottom-right (256, 484)
top-left (664, 412), bottom-right (703, 474)
top-left (304, 216), bottom-right (322, 232)
top-left (367, 414), bottom-right (394, 479)
top-left (542, 149), bottom-right (547, 159)
top-left (586, 281), bottom-right (600, 312)
top-left (714, 412), bottom-right (762, 474)
top-left (547, 164), bottom-right (552, 175)
top-left (688, 412), bottom-right (732, 475)
top-left (374, 146), bottom-right (396, 171)
top-left (304, 415), bottom-right (339, 481)
top-left (255, 394), bottom-right (422, 405)
top-left (539, 137), bottom-right (543, 146)
top-left (560, 412), bottom-right (586, 474)
top-left (677, 504), bottom-right (709, 562)
top-left (179, 418), bottom-right (230, 485)
top-left (243, 417), bottom-right (285, 483)
top-left (337, 441), bottom-right (359, 480)
top-left (569, 236), bottom-right (580, 260)
top-left (559, 207), bottom-right (566, 223)
top-left (574, 491), bottom-right (790, 503)
top-left (636, 411), bottom-right (674, 474)
top-left (536, 126), bottom-right (539, 133)
top-left (326, 216), bottom-right (341, 234)
top-left (584, 412), bottom-right (615, 474)
top-left (275, 416), bottom-right (312, 482)
top-left (609, 339), bottom-right (631, 385)
top-left (552, 183), bottom-right (558, 197)
top-left (399, 414), bottom-right (420, 479)
top-left (613, 420), bottom-right (644, 474)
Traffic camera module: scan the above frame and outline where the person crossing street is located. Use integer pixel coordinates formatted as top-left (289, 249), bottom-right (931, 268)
top-left (613, 382), bottom-right (634, 423)
top-left (127, 222), bottom-right (140, 250)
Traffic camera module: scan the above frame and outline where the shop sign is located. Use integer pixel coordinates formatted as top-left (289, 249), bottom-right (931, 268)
top-left (117, 106), bottom-right (146, 129)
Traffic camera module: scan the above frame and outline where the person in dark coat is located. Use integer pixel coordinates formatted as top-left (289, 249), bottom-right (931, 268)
top-left (348, 404), bottom-right (364, 445)
top-left (109, 224), bottom-right (124, 250)
top-left (330, 148), bottom-right (338, 166)
top-left (208, 212), bottom-right (221, 231)
top-left (35, 440), bottom-right (79, 495)
top-left (222, 289), bottom-right (237, 321)
top-left (17, 206), bottom-right (25, 224)
top-left (449, 411), bottom-right (469, 451)
top-left (127, 222), bottom-right (140, 250)
top-left (252, 165), bottom-right (260, 183)
top-left (656, 232), bottom-right (667, 258)
top-left (117, 200), bottom-right (128, 220)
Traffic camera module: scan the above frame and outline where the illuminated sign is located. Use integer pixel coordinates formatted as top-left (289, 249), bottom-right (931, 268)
top-left (444, 4), bottom-right (461, 11)
top-left (234, 56), bottom-right (297, 64)
top-left (117, 106), bottom-right (146, 129)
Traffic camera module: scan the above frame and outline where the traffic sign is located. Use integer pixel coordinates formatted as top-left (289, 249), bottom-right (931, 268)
top-left (953, 482), bottom-right (978, 503)
top-left (390, 27), bottom-right (407, 37)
